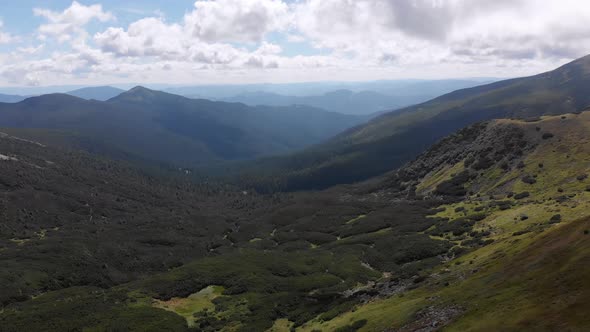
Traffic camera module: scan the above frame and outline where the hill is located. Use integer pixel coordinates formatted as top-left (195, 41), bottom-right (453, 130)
top-left (0, 87), bottom-right (366, 167)
top-left (0, 93), bottom-right (25, 103)
top-left (66, 86), bottom-right (125, 101)
top-left (1, 111), bottom-right (590, 331)
top-left (235, 54), bottom-right (590, 192)
top-left (166, 79), bottom-right (489, 100)
top-left (221, 89), bottom-right (406, 115)
top-left (297, 112), bottom-right (590, 331)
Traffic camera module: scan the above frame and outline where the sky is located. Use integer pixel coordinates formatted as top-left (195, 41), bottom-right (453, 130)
top-left (0, 0), bottom-right (590, 87)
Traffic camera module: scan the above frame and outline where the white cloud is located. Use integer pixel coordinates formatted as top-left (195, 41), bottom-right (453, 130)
top-left (95, 17), bottom-right (184, 58)
top-left (4, 0), bottom-right (590, 86)
top-left (286, 34), bottom-right (305, 43)
top-left (293, 0), bottom-right (590, 66)
top-left (94, 16), bottom-right (248, 65)
top-left (184, 0), bottom-right (289, 43)
top-left (17, 45), bottom-right (45, 55)
top-left (34, 1), bottom-right (114, 42)
top-left (0, 20), bottom-right (15, 44)
top-left (93, 3), bottom-right (289, 68)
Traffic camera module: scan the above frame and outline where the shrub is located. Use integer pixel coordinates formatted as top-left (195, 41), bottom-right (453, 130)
top-left (549, 214), bottom-right (562, 224)
top-left (435, 170), bottom-right (473, 196)
top-left (413, 275), bottom-right (427, 283)
top-left (468, 213), bottom-right (488, 221)
top-left (472, 156), bottom-right (494, 170)
top-left (542, 133), bottom-right (554, 139)
top-left (522, 175), bottom-right (537, 185)
top-left (497, 201), bottom-right (512, 210)
top-left (514, 192), bottom-right (530, 200)
top-left (513, 230), bottom-right (530, 236)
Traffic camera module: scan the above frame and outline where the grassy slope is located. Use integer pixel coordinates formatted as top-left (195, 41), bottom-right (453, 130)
top-left (298, 215), bottom-right (590, 332)
top-left (296, 113), bottom-right (590, 331)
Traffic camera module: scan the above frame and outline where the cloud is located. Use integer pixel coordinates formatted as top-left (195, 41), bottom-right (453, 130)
top-left (293, 0), bottom-right (590, 65)
top-left (5, 0), bottom-right (590, 86)
top-left (94, 17), bottom-right (247, 65)
top-left (0, 20), bottom-right (15, 44)
top-left (17, 45), bottom-right (45, 55)
top-left (34, 1), bottom-right (114, 42)
top-left (94, 2), bottom-right (289, 68)
top-left (95, 17), bottom-right (184, 58)
top-left (286, 34), bottom-right (305, 43)
top-left (185, 0), bottom-right (289, 43)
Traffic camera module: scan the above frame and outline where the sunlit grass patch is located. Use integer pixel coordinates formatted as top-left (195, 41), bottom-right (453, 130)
top-left (152, 285), bottom-right (224, 327)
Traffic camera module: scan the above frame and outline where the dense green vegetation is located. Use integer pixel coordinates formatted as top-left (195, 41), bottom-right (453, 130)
top-left (0, 129), bottom-right (460, 331)
top-left (1, 108), bottom-right (590, 331)
top-left (2, 57), bottom-right (590, 331)
top-left (4, 109), bottom-right (590, 331)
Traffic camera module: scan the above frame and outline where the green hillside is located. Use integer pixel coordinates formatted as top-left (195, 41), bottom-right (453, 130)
top-left (2, 110), bottom-right (590, 331)
top-left (297, 112), bottom-right (590, 331)
top-left (236, 55), bottom-right (590, 192)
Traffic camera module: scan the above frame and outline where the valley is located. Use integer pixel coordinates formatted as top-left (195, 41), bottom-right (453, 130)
top-left (235, 55), bottom-right (590, 192)
top-left (1, 5), bottom-right (590, 329)
top-left (1, 99), bottom-right (589, 330)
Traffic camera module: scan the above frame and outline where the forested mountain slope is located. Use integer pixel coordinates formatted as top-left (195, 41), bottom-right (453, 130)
top-left (236, 55), bottom-right (590, 192)
top-left (2, 111), bottom-right (590, 331)
top-left (0, 87), bottom-right (365, 167)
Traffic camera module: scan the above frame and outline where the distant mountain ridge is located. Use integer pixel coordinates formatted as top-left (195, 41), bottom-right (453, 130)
top-left (0, 87), bottom-right (366, 167)
top-left (66, 86), bottom-right (125, 101)
top-left (0, 93), bottom-right (26, 103)
top-left (165, 79), bottom-right (491, 99)
top-left (221, 89), bottom-right (405, 115)
top-left (233, 54), bottom-right (590, 192)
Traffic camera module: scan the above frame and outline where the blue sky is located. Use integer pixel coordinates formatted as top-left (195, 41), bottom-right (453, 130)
top-left (0, 1), bottom-right (588, 87)
top-left (0, 1), bottom-right (186, 31)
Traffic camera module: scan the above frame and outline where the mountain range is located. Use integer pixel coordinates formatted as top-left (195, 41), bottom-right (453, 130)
top-left (0, 87), bottom-right (366, 167)
top-left (0, 93), bottom-right (26, 103)
top-left (169, 79), bottom-right (491, 116)
top-left (66, 86), bottom-right (125, 101)
top-left (0, 86), bottom-right (125, 103)
top-left (1, 93), bottom-right (589, 331)
top-left (235, 55), bottom-right (590, 191)
top-left (220, 90), bottom-right (403, 115)
top-left (1, 55), bottom-right (590, 331)
top-left (165, 79), bottom-right (491, 99)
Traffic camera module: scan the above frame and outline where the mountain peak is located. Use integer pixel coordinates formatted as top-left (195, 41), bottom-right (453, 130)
top-left (128, 86), bottom-right (152, 93)
top-left (19, 93), bottom-right (86, 106)
top-left (109, 86), bottom-right (161, 102)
